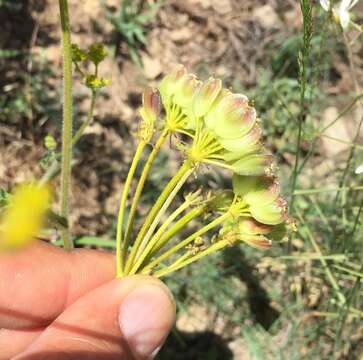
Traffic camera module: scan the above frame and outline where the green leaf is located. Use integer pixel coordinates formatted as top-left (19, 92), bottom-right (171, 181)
top-left (44, 134), bottom-right (57, 151)
top-left (75, 237), bottom-right (116, 248)
top-left (0, 188), bottom-right (11, 208)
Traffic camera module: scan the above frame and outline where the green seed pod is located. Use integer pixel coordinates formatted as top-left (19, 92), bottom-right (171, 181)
top-left (241, 235), bottom-right (272, 249)
top-left (138, 88), bottom-right (161, 143)
top-left (233, 175), bottom-right (280, 206)
top-left (250, 196), bottom-right (288, 225)
top-left (205, 94), bottom-right (256, 140)
top-left (173, 74), bottom-right (201, 114)
top-left (192, 77), bottom-right (222, 118)
top-left (139, 87), bottom-right (161, 126)
top-left (229, 151), bottom-right (275, 176)
top-left (219, 124), bottom-right (262, 152)
top-left (159, 65), bottom-right (186, 107)
top-left (238, 218), bottom-right (274, 235)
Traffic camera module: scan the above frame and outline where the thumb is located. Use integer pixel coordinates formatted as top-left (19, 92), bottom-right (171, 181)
top-left (14, 275), bottom-right (175, 360)
top-left (118, 276), bottom-right (176, 359)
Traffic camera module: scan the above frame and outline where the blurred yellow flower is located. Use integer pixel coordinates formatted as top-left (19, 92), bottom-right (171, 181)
top-left (0, 183), bottom-right (51, 250)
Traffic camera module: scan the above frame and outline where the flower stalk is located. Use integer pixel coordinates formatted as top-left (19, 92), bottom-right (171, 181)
top-left (154, 239), bottom-right (230, 278)
top-left (129, 191), bottom-right (202, 275)
top-left (72, 91), bottom-right (97, 146)
top-left (124, 159), bottom-right (195, 274)
top-left (149, 205), bottom-right (206, 256)
top-left (123, 128), bottom-right (169, 252)
top-left (140, 211), bottom-right (232, 275)
top-left (59, 0), bottom-right (74, 250)
top-left (116, 141), bottom-right (146, 277)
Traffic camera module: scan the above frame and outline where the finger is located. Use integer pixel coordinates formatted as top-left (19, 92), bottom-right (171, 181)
top-left (0, 328), bottom-right (43, 360)
top-left (14, 276), bottom-right (176, 360)
top-left (0, 241), bottom-right (115, 329)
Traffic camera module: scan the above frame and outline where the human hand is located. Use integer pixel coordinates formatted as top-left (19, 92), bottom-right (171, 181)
top-left (0, 241), bottom-right (175, 359)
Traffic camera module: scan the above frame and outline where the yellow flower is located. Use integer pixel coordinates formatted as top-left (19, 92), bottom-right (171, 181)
top-left (0, 183), bottom-right (51, 250)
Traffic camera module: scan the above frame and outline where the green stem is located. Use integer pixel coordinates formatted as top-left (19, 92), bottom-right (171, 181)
top-left (133, 169), bottom-right (193, 262)
top-left (141, 212), bottom-right (231, 274)
top-left (334, 33), bottom-right (363, 211)
top-left (293, 186), bottom-right (363, 195)
top-left (40, 159), bottom-right (62, 185)
top-left (116, 142), bottom-right (146, 277)
top-left (154, 239), bottom-right (229, 278)
top-left (123, 128), bottom-right (169, 257)
top-left (159, 251), bottom-right (192, 275)
top-left (72, 91), bottom-right (97, 146)
top-left (290, 0), bottom-right (312, 214)
top-left (124, 159), bottom-right (194, 274)
top-left (295, 208), bottom-right (346, 306)
top-left (59, 0), bottom-right (74, 250)
top-left (129, 196), bottom-right (197, 275)
top-left (40, 91), bottom-right (98, 185)
top-left (150, 205), bottom-right (205, 256)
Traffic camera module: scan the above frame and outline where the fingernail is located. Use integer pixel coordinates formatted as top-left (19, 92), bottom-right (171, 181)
top-left (119, 283), bottom-right (174, 359)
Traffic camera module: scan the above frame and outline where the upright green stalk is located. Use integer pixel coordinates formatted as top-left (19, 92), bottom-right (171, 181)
top-left (129, 181), bottom-right (196, 275)
top-left (141, 212), bottom-right (231, 274)
top-left (122, 128), bottom-right (169, 258)
top-left (124, 160), bottom-right (194, 273)
top-left (59, 0), bottom-right (74, 250)
top-left (149, 206), bottom-right (206, 255)
top-left (290, 0), bottom-right (313, 208)
top-left (116, 142), bottom-right (146, 277)
top-left (72, 91), bottom-right (97, 145)
top-left (154, 239), bottom-right (230, 278)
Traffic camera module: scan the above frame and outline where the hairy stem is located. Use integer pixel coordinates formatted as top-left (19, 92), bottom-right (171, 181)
top-left (59, 0), bottom-right (74, 250)
top-left (116, 142), bottom-right (146, 277)
top-left (40, 91), bottom-right (98, 185)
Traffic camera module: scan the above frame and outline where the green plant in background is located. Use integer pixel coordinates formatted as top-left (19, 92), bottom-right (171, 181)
top-left (0, 52), bottom-right (59, 125)
top-left (0, 0), bottom-right (22, 10)
top-left (103, 0), bottom-right (161, 66)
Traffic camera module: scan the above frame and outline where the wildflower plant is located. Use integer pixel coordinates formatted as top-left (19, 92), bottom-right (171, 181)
top-left (320, 0), bottom-right (361, 30)
top-left (115, 65), bottom-right (290, 278)
top-left (0, 0), bottom-right (290, 281)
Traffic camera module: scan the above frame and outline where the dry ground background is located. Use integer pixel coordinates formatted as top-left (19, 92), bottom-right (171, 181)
top-left (1, 0), bottom-right (363, 359)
